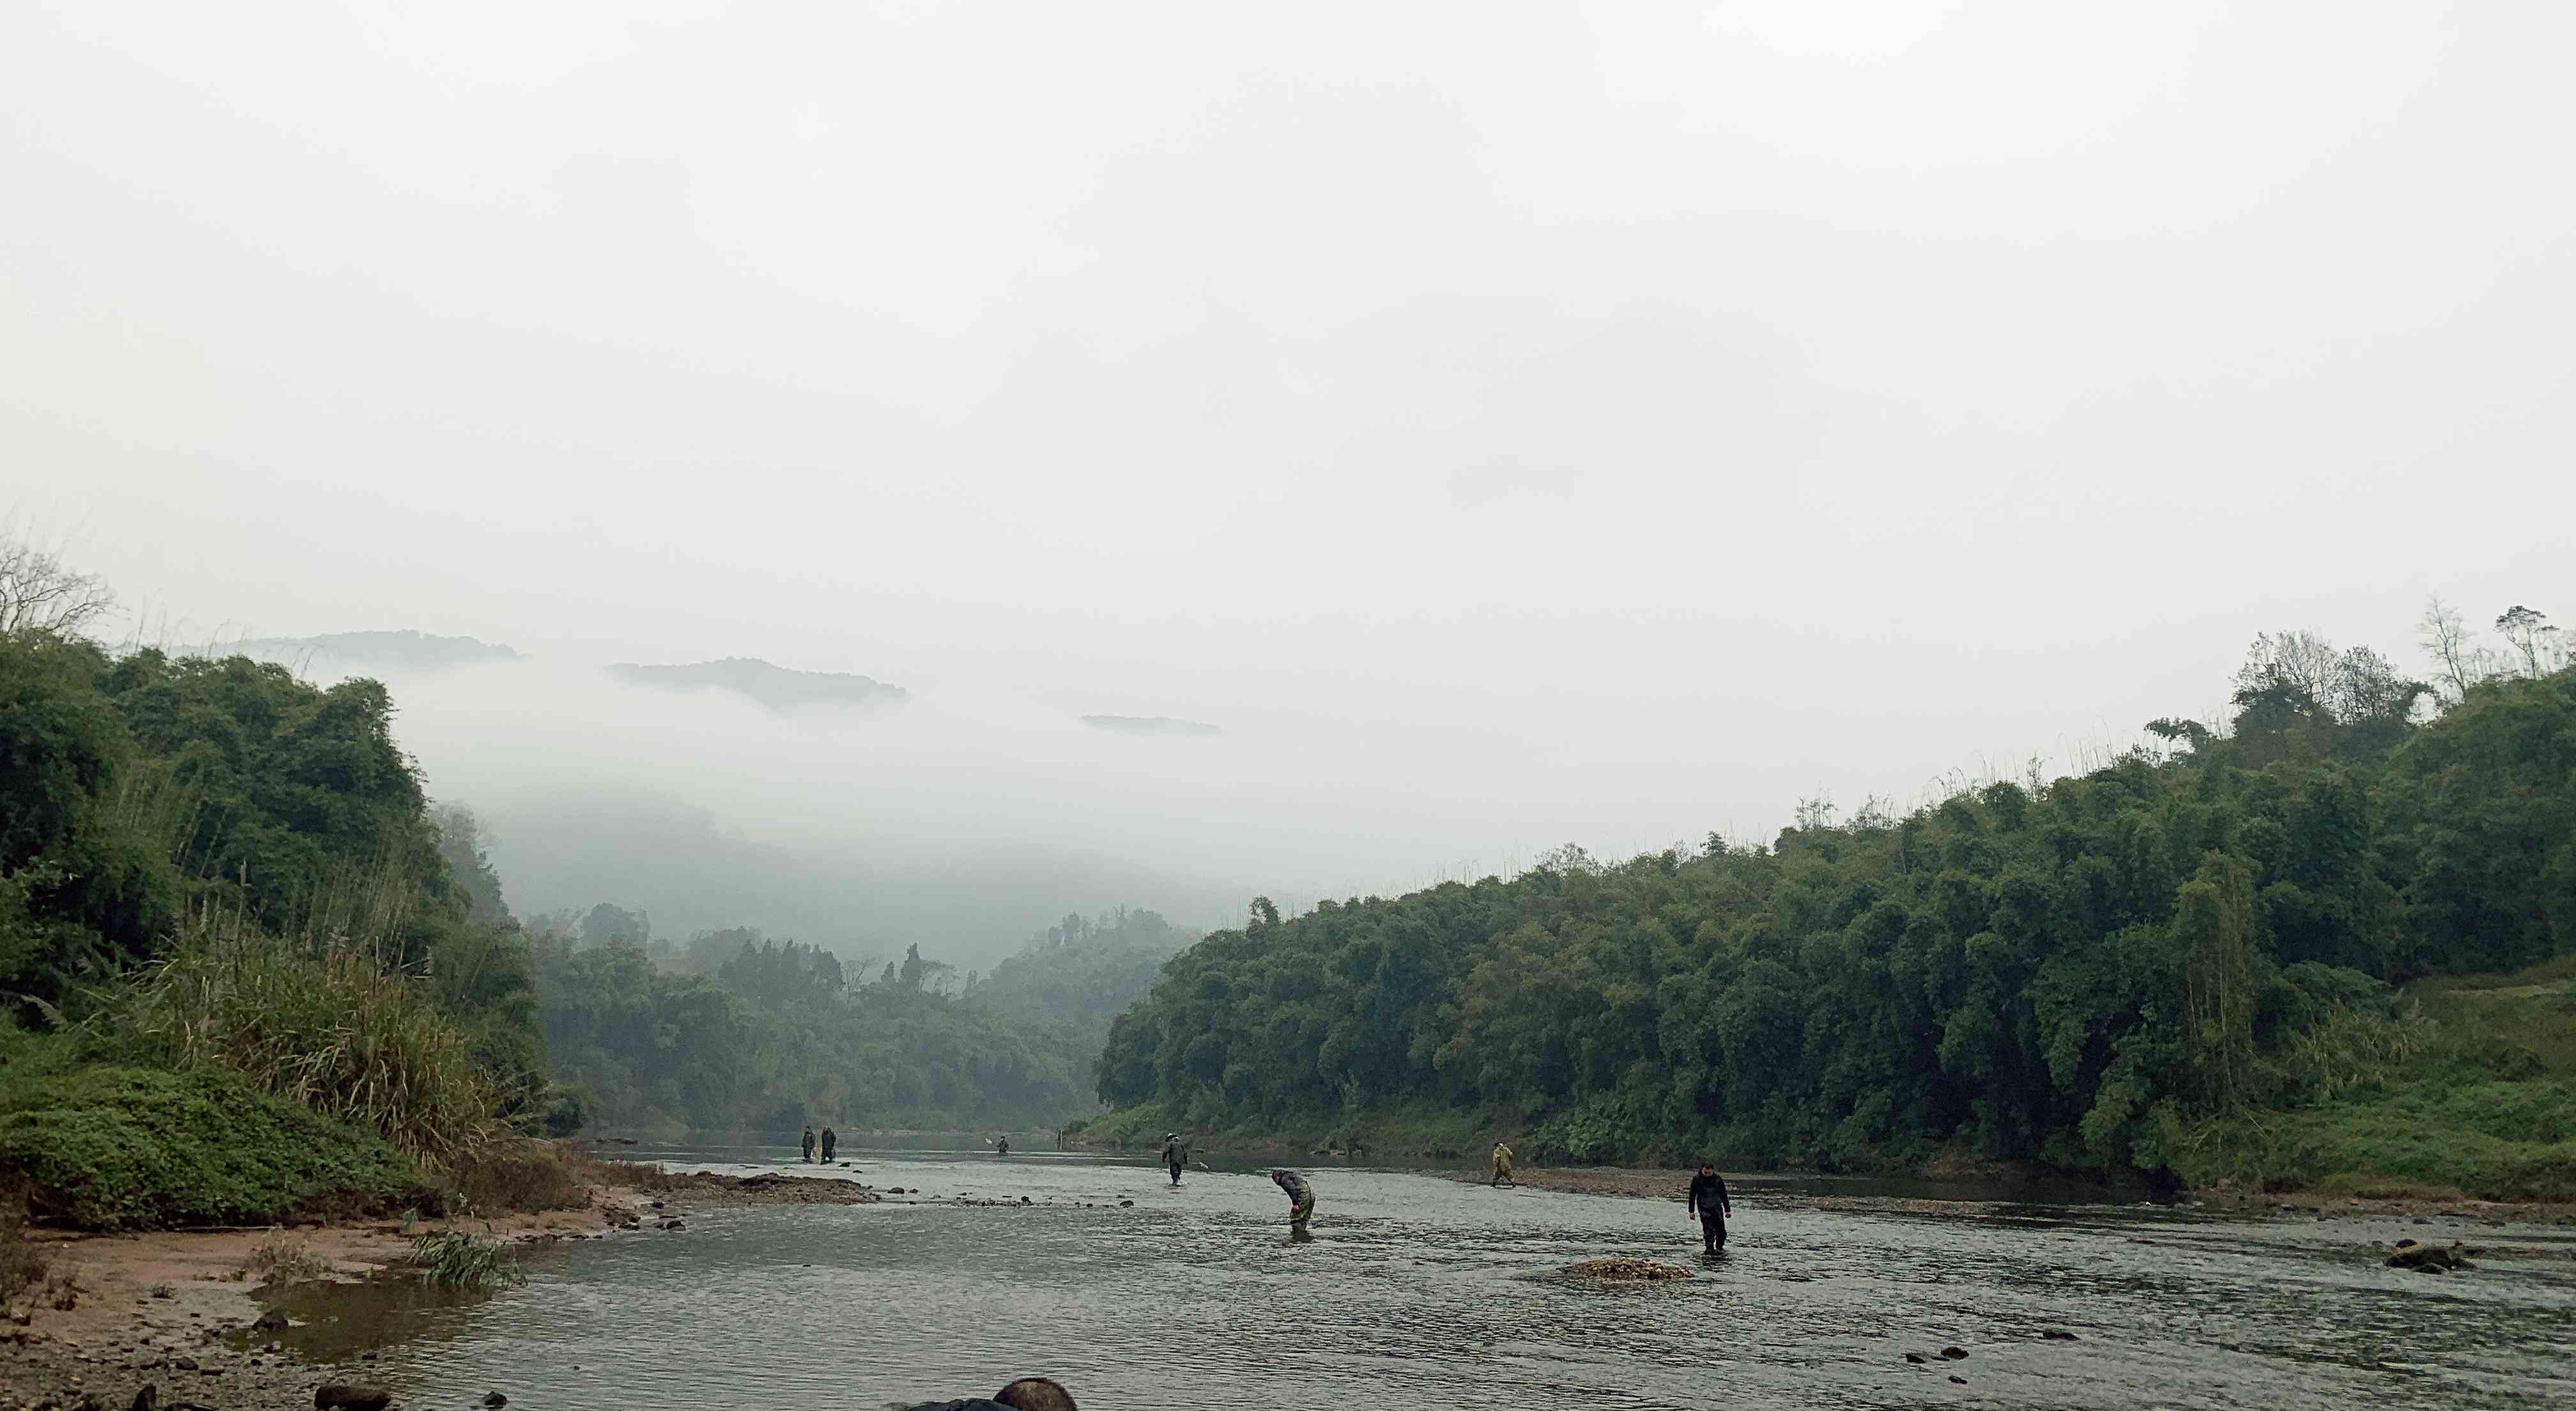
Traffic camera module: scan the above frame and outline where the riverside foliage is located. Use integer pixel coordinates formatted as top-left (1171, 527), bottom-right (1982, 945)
top-left (1099, 618), bottom-right (2576, 1194)
top-left (532, 907), bottom-right (1187, 1134)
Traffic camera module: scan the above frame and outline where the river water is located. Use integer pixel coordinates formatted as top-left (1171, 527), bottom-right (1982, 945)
top-left (265, 1141), bottom-right (2575, 1410)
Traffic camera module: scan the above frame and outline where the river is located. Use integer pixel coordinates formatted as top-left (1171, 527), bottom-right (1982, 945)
top-left (263, 1141), bottom-right (2576, 1410)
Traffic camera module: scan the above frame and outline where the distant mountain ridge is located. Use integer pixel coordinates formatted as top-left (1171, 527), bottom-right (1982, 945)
top-left (211, 629), bottom-right (524, 673)
top-left (608, 657), bottom-right (908, 713)
top-left (1082, 714), bottom-right (1222, 737)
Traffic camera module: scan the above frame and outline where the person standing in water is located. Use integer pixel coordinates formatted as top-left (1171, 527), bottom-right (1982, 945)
top-left (1161, 1133), bottom-right (1186, 1186)
top-left (1687, 1161), bottom-right (1732, 1253)
top-left (1490, 1141), bottom-right (1515, 1187)
top-left (801, 1125), bottom-right (816, 1164)
top-left (820, 1125), bottom-right (838, 1163)
top-left (995, 1134), bottom-right (1011, 1157)
top-left (1271, 1168), bottom-right (1314, 1236)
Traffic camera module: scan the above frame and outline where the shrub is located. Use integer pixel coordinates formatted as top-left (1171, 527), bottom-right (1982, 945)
top-left (407, 1231), bottom-right (523, 1290)
top-left (113, 916), bottom-right (500, 1166)
top-left (454, 1141), bottom-right (590, 1214)
top-left (0, 1196), bottom-right (45, 1306)
top-left (0, 1065), bottom-right (443, 1230)
top-left (247, 1235), bottom-right (327, 1283)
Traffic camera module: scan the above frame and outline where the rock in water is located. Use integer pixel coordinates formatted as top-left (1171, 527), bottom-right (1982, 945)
top-left (1561, 1258), bottom-right (1691, 1281)
top-left (485, 1394), bottom-right (509, 1407)
top-left (128, 1385), bottom-right (157, 1411)
top-left (314, 1385), bottom-right (393, 1411)
top-left (2386, 1243), bottom-right (2471, 1273)
top-left (252, 1310), bottom-right (290, 1332)
top-left (1940, 1347), bottom-right (1969, 1360)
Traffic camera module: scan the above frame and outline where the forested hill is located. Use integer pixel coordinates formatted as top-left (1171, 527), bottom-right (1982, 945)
top-left (528, 906), bottom-right (1190, 1136)
top-left (1098, 615), bottom-right (2576, 1194)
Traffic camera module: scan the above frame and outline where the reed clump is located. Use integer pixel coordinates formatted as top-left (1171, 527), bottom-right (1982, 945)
top-left (114, 911), bottom-right (499, 1167)
top-left (407, 1230), bottom-right (524, 1290)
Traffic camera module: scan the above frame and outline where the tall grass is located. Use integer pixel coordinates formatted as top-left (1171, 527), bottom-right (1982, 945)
top-left (113, 909), bottom-right (498, 1166)
top-left (407, 1230), bottom-right (525, 1290)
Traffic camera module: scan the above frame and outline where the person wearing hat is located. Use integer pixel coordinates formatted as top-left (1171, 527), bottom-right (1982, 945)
top-left (1160, 1132), bottom-right (1187, 1187)
top-left (1686, 1161), bottom-right (1732, 1254)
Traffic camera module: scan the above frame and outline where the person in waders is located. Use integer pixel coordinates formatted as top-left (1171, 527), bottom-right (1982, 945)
top-left (1687, 1161), bottom-right (1732, 1254)
top-left (801, 1125), bottom-right (816, 1164)
top-left (1272, 1168), bottom-right (1315, 1238)
top-left (996, 1135), bottom-right (1011, 1157)
top-left (821, 1125), bottom-right (838, 1163)
top-left (1161, 1134), bottom-right (1186, 1187)
top-left (1490, 1141), bottom-right (1516, 1187)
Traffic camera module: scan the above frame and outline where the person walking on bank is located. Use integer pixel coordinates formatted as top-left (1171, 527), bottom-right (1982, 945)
top-left (801, 1125), bottom-right (816, 1164)
top-left (1162, 1133), bottom-right (1186, 1187)
top-left (1272, 1168), bottom-right (1315, 1237)
top-left (821, 1125), bottom-right (838, 1163)
top-left (1687, 1161), bottom-right (1732, 1254)
top-left (1490, 1141), bottom-right (1515, 1187)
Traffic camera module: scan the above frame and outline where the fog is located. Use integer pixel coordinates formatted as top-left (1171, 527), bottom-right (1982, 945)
top-left (7, 3), bottom-right (2573, 962)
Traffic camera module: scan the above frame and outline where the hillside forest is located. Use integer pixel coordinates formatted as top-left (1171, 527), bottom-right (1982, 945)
top-left (1098, 605), bottom-right (2576, 1199)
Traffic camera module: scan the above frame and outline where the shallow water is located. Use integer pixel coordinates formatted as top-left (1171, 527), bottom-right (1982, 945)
top-left (269, 1144), bottom-right (2576, 1410)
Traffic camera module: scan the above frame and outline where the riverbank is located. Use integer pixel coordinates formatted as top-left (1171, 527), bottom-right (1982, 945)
top-left (0, 1168), bottom-right (883, 1409)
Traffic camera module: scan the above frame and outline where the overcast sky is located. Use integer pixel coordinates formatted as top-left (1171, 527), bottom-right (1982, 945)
top-left (6, 3), bottom-right (2571, 929)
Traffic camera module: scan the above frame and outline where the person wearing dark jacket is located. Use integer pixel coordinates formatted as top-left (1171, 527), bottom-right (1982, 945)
top-left (800, 1125), bottom-right (816, 1163)
top-left (1272, 1168), bottom-right (1315, 1235)
top-left (1161, 1133), bottom-right (1186, 1186)
top-left (1687, 1162), bottom-right (1732, 1253)
top-left (820, 1126), bottom-right (838, 1162)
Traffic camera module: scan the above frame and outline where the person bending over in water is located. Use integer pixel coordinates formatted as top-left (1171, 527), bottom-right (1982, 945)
top-left (1271, 1168), bottom-right (1315, 1235)
top-left (1490, 1141), bottom-right (1515, 1187)
top-left (1687, 1161), bottom-right (1732, 1254)
top-left (1162, 1133), bottom-right (1186, 1186)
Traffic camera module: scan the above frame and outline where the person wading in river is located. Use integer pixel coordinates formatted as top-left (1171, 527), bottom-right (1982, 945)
top-left (800, 1125), bottom-right (816, 1164)
top-left (1687, 1161), bottom-right (1733, 1254)
top-left (820, 1125), bottom-right (837, 1163)
top-left (1272, 1168), bottom-right (1315, 1237)
top-left (1491, 1141), bottom-right (1516, 1187)
top-left (1162, 1132), bottom-right (1186, 1186)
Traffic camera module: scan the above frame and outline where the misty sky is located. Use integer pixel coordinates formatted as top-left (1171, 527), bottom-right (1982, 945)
top-left (6, 3), bottom-right (2572, 939)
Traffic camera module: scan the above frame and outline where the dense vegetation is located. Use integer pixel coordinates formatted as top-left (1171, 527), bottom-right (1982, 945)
top-left (0, 592), bottom-right (562, 1226)
top-left (532, 906), bottom-right (1188, 1134)
top-left (1099, 609), bottom-right (2576, 1198)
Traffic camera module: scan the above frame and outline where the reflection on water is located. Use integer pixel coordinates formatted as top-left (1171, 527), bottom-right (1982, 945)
top-left (266, 1143), bottom-right (2576, 1410)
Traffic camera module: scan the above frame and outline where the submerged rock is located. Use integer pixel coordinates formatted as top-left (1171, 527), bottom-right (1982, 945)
top-left (314, 1387), bottom-right (392, 1411)
top-left (1560, 1258), bottom-right (1690, 1282)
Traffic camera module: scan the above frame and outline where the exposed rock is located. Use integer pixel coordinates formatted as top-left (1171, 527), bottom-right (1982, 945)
top-left (1904, 1353), bottom-right (1926, 1364)
top-left (314, 1385), bottom-right (393, 1411)
top-left (2386, 1243), bottom-right (2471, 1273)
top-left (1940, 1346), bottom-right (1968, 1359)
top-left (2040, 1330), bottom-right (2078, 1341)
top-left (1561, 1258), bottom-right (1690, 1282)
top-left (484, 1394), bottom-right (507, 1407)
top-left (250, 1311), bottom-right (289, 1333)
